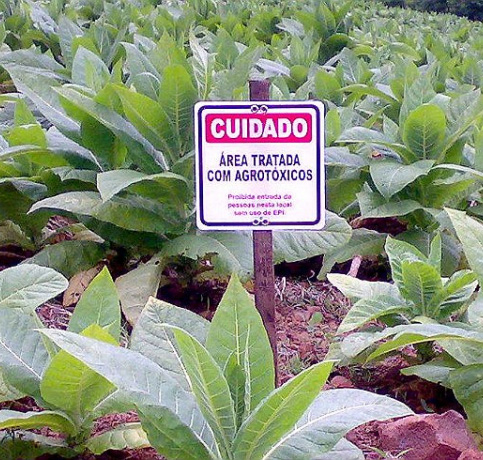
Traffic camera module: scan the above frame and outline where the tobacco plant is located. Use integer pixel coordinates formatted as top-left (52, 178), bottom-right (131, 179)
top-left (0, 264), bottom-right (147, 458)
top-left (42, 275), bottom-right (413, 460)
top-left (329, 209), bottom-right (483, 437)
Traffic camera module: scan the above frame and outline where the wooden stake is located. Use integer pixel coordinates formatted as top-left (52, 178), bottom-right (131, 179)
top-left (249, 79), bottom-right (278, 383)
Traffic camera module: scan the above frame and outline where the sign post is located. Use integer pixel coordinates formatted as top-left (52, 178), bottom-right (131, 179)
top-left (249, 80), bottom-right (277, 374)
top-left (195, 85), bottom-right (325, 384)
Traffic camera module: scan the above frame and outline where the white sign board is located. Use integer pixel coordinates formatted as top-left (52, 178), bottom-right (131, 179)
top-left (195, 101), bottom-right (325, 231)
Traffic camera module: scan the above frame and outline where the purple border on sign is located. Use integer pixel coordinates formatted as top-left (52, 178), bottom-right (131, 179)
top-left (197, 103), bottom-right (323, 228)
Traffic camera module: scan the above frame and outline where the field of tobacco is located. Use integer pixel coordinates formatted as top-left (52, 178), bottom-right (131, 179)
top-left (1, 0), bottom-right (483, 458)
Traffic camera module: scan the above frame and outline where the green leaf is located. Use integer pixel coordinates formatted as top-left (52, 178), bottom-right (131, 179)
top-left (337, 295), bottom-right (412, 334)
top-left (357, 190), bottom-right (422, 218)
top-left (55, 87), bottom-right (167, 172)
top-left (370, 159), bottom-right (434, 199)
top-left (72, 47), bottom-right (110, 92)
top-left (314, 69), bottom-right (342, 104)
top-left (207, 275), bottom-right (275, 414)
top-left (131, 297), bottom-right (209, 390)
top-left (86, 423), bottom-right (149, 455)
top-left (0, 309), bottom-right (49, 399)
top-left (114, 85), bottom-right (175, 160)
top-left (29, 191), bottom-right (185, 236)
top-left (22, 241), bottom-right (106, 279)
top-left (401, 355), bottom-right (459, 387)
top-left (137, 404), bottom-right (214, 460)
top-left (400, 261), bottom-right (443, 316)
top-left (446, 209), bottom-right (483, 283)
top-left (385, 236), bottom-right (429, 291)
top-left (0, 52), bottom-right (80, 139)
top-left (450, 365), bottom-right (483, 433)
top-left (0, 221), bottom-right (34, 250)
top-left (68, 267), bottom-right (121, 340)
top-left (0, 264), bottom-right (68, 311)
top-left (41, 325), bottom-right (116, 424)
top-left (115, 256), bottom-right (163, 325)
top-left (96, 169), bottom-right (190, 208)
top-left (0, 410), bottom-right (76, 436)
top-left (342, 83), bottom-right (398, 104)
top-left (402, 104), bottom-right (446, 159)
top-left (233, 361), bottom-right (333, 460)
top-left (318, 229), bottom-right (386, 279)
top-left (325, 147), bottom-right (368, 168)
top-left (41, 329), bottom-right (219, 457)
top-left (158, 64), bottom-right (197, 154)
top-left (327, 274), bottom-right (400, 302)
top-left (273, 212), bottom-right (352, 263)
top-left (173, 327), bottom-right (236, 457)
top-left (161, 233), bottom-right (254, 281)
top-left (189, 33), bottom-right (215, 100)
top-left (428, 270), bottom-right (477, 319)
top-left (262, 389), bottom-right (412, 460)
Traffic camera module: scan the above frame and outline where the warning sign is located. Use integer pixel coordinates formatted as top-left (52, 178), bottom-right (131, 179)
top-left (195, 101), bottom-right (325, 230)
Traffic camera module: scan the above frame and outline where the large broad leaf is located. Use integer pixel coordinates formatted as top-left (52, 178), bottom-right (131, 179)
top-left (273, 212), bottom-right (352, 263)
top-left (0, 264), bottom-right (68, 311)
top-left (385, 236), bottom-right (429, 291)
top-left (115, 256), bottom-right (163, 325)
top-left (370, 159), bottom-right (434, 199)
top-left (0, 309), bottom-right (49, 399)
top-left (401, 355), bottom-right (459, 387)
top-left (173, 327), bottom-right (236, 458)
top-left (446, 209), bottom-right (483, 283)
top-left (262, 389), bottom-right (412, 460)
top-left (207, 275), bottom-right (275, 415)
top-left (450, 364), bottom-right (483, 433)
top-left (0, 410), bottom-right (76, 436)
top-left (340, 323), bottom-right (483, 360)
top-left (189, 33), bottom-right (215, 100)
top-left (0, 51), bottom-right (80, 140)
top-left (233, 361), bottom-right (333, 460)
top-left (327, 274), bottom-right (400, 301)
top-left (337, 295), bottom-right (412, 334)
top-left (131, 297), bottom-right (209, 390)
top-left (136, 404), bottom-right (215, 460)
top-left (41, 329), bottom-right (219, 458)
top-left (428, 270), bottom-right (477, 319)
top-left (402, 104), bottom-right (446, 160)
top-left (55, 87), bottom-right (167, 172)
top-left (114, 85), bottom-right (174, 159)
top-left (72, 47), bottom-right (110, 92)
top-left (318, 229), bottom-right (386, 279)
top-left (400, 260), bottom-right (443, 316)
top-left (337, 127), bottom-right (415, 163)
top-left (357, 190), bottom-right (422, 218)
top-left (29, 191), bottom-right (185, 236)
top-left (161, 232), bottom-right (254, 280)
top-left (96, 169), bottom-right (190, 208)
top-left (41, 325), bottom-right (116, 424)
top-left (68, 267), bottom-right (121, 340)
top-left (86, 423), bottom-right (149, 454)
top-left (22, 241), bottom-right (106, 279)
top-left (158, 64), bottom-right (198, 154)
